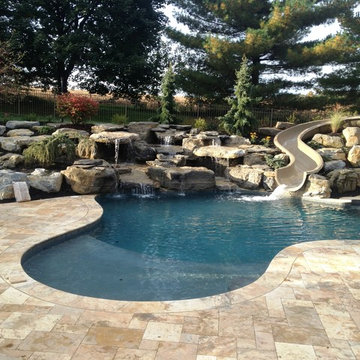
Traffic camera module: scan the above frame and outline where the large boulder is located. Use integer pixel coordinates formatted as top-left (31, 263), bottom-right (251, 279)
top-left (263, 170), bottom-right (277, 191)
top-left (327, 169), bottom-right (360, 194)
top-left (0, 135), bottom-right (51, 153)
top-left (147, 166), bottom-right (215, 191)
top-left (27, 168), bottom-right (63, 193)
top-left (303, 174), bottom-right (331, 198)
top-left (118, 165), bottom-right (159, 193)
top-left (227, 165), bottom-right (268, 190)
top-left (0, 153), bottom-right (24, 169)
top-left (6, 128), bottom-right (34, 137)
top-left (312, 134), bottom-right (344, 148)
top-left (342, 127), bottom-right (360, 147)
top-left (275, 122), bottom-right (294, 130)
top-left (317, 148), bottom-right (346, 161)
top-left (147, 154), bottom-right (187, 168)
top-left (0, 125), bottom-right (6, 136)
top-left (244, 153), bottom-right (267, 166)
top-left (323, 160), bottom-right (346, 173)
top-left (91, 123), bottom-right (126, 134)
top-left (154, 129), bottom-right (188, 145)
top-left (61, 159), bottom-right (117, 194)
top-left (131, 141), bottom-right (157, 163)
top-left (348, 145), bottom-right (360, 167)
top-left (127, 122), bottom-right (158, 143)
top-left (258, 127), bottom-right (281, 137)
top-left (193, 146), bottom-right (245, 159)
top-left (222, 135), bottom-right (250, 146)
top-left (182, 133), bottom-right (221, 152)
top-left (6, 120), bottom-right (40, 129)
top-left (90, 131), bottom-right (139, 144)
top-left (0, 169), bottom-right (28, 200)
top-left (238, 144), bottom-right (278, 155)
top-left (53, 128), bottom-right (89, 139)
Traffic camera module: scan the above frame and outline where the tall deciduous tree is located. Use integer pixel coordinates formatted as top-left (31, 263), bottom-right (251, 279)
top-left (0, 0), bottom-right (166, 97)
top-left (168, 0), bottom-right (358, 101)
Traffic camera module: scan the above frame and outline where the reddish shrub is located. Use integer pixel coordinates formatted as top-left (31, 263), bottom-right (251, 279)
top-left (57, 94), bottom-right (99, 124)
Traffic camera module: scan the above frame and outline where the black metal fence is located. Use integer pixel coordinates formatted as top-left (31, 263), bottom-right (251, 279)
top-left (0, 89), bottom-right (318, 127)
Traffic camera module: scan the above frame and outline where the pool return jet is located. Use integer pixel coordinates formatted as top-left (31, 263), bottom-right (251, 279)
top-left (274, 116), bottom-right (360, 194)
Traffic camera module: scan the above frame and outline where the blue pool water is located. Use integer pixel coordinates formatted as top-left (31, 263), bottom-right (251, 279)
top-left (22, 192), bottom-right (360, 301)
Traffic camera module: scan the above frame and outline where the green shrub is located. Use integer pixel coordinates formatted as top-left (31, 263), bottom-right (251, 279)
top-left (265, 155), bottom-right (287, 170)
top-left (23, 134), bottom-right (76, 167)
top-left (24, 113), bottom-right (38, 122)
top-left (330, 111), bottom-right (344, 133)
top-left (36, 126), bottom-right (54, 135)
top-left (286, 113), bottom-right (297, 123)
top-left (194, 117), bottom-right (207, 131)
top-left (260, 136), bottom-right (271, 147)
top-left (111, 113), bottom-right (129, 125)
top-left (76, 137), bottom-right (98, 159)
top-left (307, 140), bottom-right (323, 150)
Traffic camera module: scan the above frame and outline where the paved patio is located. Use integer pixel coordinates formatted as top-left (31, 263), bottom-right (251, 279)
top-left (0, 196), bottom-right (360, 359)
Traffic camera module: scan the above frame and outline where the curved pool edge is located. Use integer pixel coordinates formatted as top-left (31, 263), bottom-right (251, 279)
top-left (0, 195), bottom-right (358, 313)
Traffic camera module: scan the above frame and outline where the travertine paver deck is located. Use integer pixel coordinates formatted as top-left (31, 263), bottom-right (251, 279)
top-left (0, 196), bottom-right (360, 359)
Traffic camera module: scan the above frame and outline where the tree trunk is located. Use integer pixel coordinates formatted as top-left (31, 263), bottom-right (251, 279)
top-left (56, 74), bottom-right (68, 94)
top-left (251, 57), bottom-right (260, 85)
top-left (56, 62), bottom-right (69, 94)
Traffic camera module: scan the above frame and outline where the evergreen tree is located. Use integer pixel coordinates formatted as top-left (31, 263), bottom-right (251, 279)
top-left (0, 40), bottom-right (23, 95)
top-left (160, 63), bottom-right (177, 124)
top-left (318, 9), bottom-right (360, 106)
top-left (219, 56), bottom-right (258, 135)
top-left (167, 0), bottom-right (358, 101)
top-left (0, 0), bottom-right (166, 97)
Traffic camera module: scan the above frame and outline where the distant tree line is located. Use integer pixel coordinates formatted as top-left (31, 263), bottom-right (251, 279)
top-left (0, 0), bottom-right (359, 110)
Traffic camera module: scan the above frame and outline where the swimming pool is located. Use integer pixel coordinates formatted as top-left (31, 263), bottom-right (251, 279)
top-left (22, 192), bottom-right (360, 301)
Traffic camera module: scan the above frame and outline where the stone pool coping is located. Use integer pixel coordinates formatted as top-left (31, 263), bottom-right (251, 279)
top-left (0, 195), bottom-right (350, 313)
top-left (1, 195), bottom-right (360, 359)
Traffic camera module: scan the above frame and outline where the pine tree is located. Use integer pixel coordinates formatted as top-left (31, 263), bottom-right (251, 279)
top-left (168, 0), bottom-right (358, 102)
top-left (219, 56), bottom-right (258, 135)
top-left (318, 9), bottom-right (360, 106)
top-left (160, 63), bottom-right (177, 124)
top-left (0, 40), bottom-right (22, 95)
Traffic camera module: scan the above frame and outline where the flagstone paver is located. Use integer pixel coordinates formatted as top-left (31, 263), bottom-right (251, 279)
top-left (0, 195), bottom-right (359, 359)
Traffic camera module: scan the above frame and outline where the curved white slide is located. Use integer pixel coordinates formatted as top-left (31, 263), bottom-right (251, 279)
top-left (274, 120), bottom-right (330, 191)
top-left (274, 116), bottom-right (360, 191)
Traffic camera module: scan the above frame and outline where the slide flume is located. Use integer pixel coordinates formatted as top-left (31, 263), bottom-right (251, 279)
top-left (274, 117), bottom-right (360, 191)
top-left (274, 119), bottom-right (329, 191)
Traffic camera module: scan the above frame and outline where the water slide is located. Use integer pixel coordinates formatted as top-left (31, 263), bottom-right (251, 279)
top-left (274, 119), bottom-right (330, 191)
top-left (274, 117), bottom-right (360, 191)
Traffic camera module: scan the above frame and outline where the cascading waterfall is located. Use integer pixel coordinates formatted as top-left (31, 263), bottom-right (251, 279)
top-left (114, 138), bottom-right (120, 164)
top-left (162, 136), bottom-right (172, 146)
top-left (225, 157), bottom-right (230, 179)
top-left (132, 184), bottom-right (155, 197)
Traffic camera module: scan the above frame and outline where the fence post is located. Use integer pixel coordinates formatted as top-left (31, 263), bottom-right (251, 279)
top-left (53, 93), bottom-right (56, 119)
top-left (270, 108), bottom-right (274, 127)
top-left (17, 94), bottom-right (21, 116)
top-left (125, 104), bottom-right (128, 118)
